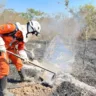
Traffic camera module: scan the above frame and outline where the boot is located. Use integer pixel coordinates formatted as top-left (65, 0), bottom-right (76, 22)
top-left (18, 68), bottom-right (33, 82)
top-left (0, 76), bottom-right (14, 96)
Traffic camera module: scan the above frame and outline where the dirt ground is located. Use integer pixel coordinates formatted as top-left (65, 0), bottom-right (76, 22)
top-left (7, 64), bottom-right (54, 96)
top-left (6, 40), bottom-right (96, 96)
top-left (9, 82), bottom-right (52, 96)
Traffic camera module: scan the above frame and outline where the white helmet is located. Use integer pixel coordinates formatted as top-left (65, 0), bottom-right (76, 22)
top-left (15, 20), bottom-right (41, 42)
top-left (27, 20), bottom-right (41, 36)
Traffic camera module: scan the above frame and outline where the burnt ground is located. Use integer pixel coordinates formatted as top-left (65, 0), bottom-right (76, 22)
top-left (72, 40), bottom-right (96, 87)
top-left (7, 40), bottom-right (96, 96)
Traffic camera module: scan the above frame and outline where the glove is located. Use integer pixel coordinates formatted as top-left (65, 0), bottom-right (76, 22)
top-left (0, 37), bottom-right (6, 52)
top-left (23, 58), bottom-right (29, 63)
top-left (0, 46), bottom-right (6, 52)
top-left (19, 50), bottom-right (29, 63)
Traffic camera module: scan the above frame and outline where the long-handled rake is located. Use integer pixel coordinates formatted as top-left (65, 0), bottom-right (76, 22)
top-left (7, 50), bottom-right (56, 75)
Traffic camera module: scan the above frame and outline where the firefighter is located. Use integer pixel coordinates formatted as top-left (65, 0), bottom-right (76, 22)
top-left (0, 20), bottom-right (41, 96)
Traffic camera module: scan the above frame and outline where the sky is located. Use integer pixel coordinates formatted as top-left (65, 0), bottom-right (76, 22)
top-left (2, 0), bottom-right (96, 14)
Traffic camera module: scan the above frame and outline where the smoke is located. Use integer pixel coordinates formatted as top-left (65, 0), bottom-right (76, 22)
top-left (40, 14), bottom-right (85, 73)
top-left (40, 17), bottom-right (58, 40)
top-left (0, 0), bottom-right (6, 13)
top-left (40, 15), bottom-right (84, 48)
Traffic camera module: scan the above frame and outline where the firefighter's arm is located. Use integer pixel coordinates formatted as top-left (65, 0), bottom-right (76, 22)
top-left (0, 23), bottom-right (16, 34)
top-left (18, 42), bottom-right (29, 63)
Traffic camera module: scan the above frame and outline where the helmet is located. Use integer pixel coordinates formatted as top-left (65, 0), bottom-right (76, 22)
top-left (15, 20), bottom-right (41, 42)
top-left (27, 20), bottom-right (41, 36)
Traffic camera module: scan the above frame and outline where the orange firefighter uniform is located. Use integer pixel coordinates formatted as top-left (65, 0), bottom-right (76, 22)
top-left (0, 23), bottom-right (24, 79)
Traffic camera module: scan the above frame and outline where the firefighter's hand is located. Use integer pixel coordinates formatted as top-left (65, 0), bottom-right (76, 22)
top-left (0, 37), bottom-right (6, 52)
top-left (23, 58), bottom-right (29, 63)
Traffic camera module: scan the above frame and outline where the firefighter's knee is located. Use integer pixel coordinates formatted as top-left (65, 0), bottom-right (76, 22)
top-left (13, 58), bottom-right (23, 71)
top-left (9, 53), bottom-right (23, 71)
top-left (0, 53), bottom-right (9, 79)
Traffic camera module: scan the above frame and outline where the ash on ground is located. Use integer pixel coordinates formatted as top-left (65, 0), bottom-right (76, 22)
top-left (72, 40), bottom-right (96, 87)
top-left (7, 40), bottom-right (96, 96)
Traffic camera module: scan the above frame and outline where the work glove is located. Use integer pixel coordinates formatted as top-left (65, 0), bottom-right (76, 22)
top-left (0, 37), bottom-right (6, 52)
top-left (23, 58), bottom-right (29, 63)
top-left (19, 50), bottom-right (29, 63)
top-left (0, 46), bottom-right (6, 52)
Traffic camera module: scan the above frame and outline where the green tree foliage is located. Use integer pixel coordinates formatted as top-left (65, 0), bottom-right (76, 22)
top-left (0, 9), bottom-right (27, 24)
top-left (0, 8), bottom-right (44, 24)
top-left (79, 4), bottom-right (96, 39)
top-left (20, 8), bottom-right (44, 20)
